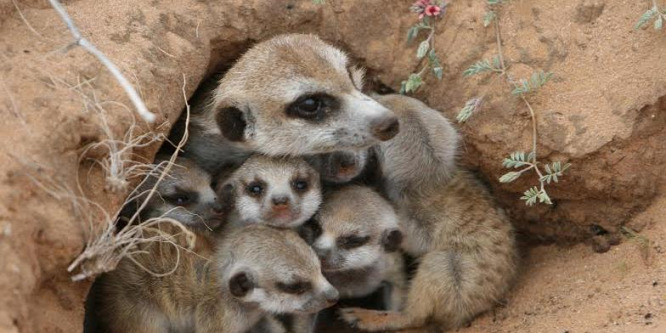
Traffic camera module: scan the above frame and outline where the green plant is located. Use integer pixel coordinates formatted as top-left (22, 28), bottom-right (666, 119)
top-left (635, 0), bottom-right (666, 30)
top-left (457, 0), bottom-right (571, 206)
top-left (400, 0), bottom-right (447, 94)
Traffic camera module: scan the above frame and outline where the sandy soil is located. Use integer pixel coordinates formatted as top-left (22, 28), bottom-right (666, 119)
top-left (459, 195), bottom-right (666, 333)
top-left (0, 0), bottom-right (664, 332)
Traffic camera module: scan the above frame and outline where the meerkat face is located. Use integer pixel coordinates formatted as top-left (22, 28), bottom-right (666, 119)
top-left (225, 155), bottom-right (322, 228)
top-left (305, 149), bottom-right (368, 184)
top-left (131, 157), bottom-right (231, 231)
top-left (206, 34), bottom-right (399, 156)
top-left (299, 186), bottom-right (403, 272)
top-left (220, 226), bottom-right (339, 314)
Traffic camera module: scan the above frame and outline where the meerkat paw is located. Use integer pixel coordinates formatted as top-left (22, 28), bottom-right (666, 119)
top-left (339, 308), bottom-right (413, 331)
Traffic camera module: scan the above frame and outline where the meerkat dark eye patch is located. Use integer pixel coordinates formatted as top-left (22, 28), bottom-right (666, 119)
top-left (216, 106), bottom-right (246, 142)
top-left (291, 178), bottom-right (309, 193)
top-left (286, 93), bottom-right (338, 122)
top-left (298, 218), bottom-right (322, 244)
top-left (337, 235), bottom-right (370, 250)
top-left (276, 281), bottom-right (312, 295)
top-left (229, 271), bottom-right (254, 297)
top-left (381, 229), bottom-right (403, 252)
top-left (245, 180), bottom-right (266, 198)
top-left (165, 190), bottom-right (198, 206)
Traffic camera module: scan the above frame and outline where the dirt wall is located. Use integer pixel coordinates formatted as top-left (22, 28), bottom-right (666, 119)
top-left (0, 0), bottom-right (664, 331)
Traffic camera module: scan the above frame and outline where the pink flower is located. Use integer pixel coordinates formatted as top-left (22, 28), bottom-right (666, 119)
top-left (424, 5), bottom-right (441, 16)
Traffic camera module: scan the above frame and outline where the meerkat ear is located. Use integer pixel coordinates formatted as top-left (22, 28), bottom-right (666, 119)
top-left (229, 271), bottom-right (255, 297)
top-left (381, 228), bottom-right (403, 253)
top-left (348, 65), bottom-right (366, 91)
top-left (216, 106), bottom-right (247, 142)
top-left (298, 218), bottom-right (322, 245)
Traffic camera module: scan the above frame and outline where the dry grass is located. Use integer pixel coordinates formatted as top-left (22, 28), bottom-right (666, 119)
top-left (17, 74), bottom-right (196, 281)
top-left (65, 74), bottom-right (194, 281)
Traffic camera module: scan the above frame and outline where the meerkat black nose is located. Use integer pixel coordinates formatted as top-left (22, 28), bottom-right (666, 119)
top-left (371, 116), bottom-right (400, 141)
top-left (324, 288), bottom-right (339, 304)
top-left (211, 202), bottom-right (225, 214)
top-left (338, 156), bottom-right (356, 169)
top-left (272, 196), bottom-right (290, 207)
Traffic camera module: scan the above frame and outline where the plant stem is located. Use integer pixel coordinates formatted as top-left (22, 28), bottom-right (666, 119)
top-left (492, 9), bottom-right (543, 181)
top-left (493, 18), bottom-right (506, 71)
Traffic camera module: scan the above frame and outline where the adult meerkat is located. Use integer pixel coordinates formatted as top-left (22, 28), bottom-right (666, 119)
top-left (120, 155), bottom-right (232, 232)
top-left (300, 185), bottom-right (406, 308)
top-left (340, 94), bottom-right (518, 332)
top-left (221, 155), bottom-right (322, 230)
top-left (181, 33), bottom-right (399, 173)
top-left (91, 224), bottom-right (339, 333)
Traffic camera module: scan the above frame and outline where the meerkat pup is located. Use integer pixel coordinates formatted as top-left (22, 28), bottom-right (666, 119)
top-left (92, 224), bottom-right (339, 333)
top-left (220, 155), bottom-right (322, 230)
top-left (120, 155), bottom-right (232, 232)
top-left (181, 33), bottom-right (399, 173)
top-left (339, 94), bottom-right (518, 332)
top-left (300, 185), bottom-right (406, 308)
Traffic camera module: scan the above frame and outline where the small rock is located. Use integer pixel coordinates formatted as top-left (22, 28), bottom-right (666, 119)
top-left (575, 0), bottom-right (605, 23)
top-left (592, 235), bottom-right (611, 253)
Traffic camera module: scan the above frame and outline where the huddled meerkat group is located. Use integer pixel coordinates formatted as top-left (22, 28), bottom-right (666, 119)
top-left (84, 34), bottom-right (518, 333)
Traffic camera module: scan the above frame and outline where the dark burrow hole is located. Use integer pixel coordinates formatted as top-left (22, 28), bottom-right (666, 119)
top-left (82, 38), bottom-right (398, 333)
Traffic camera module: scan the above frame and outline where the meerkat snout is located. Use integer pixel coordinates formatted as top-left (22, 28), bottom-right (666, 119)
top-left (222, 155), bottom-right (322, 229)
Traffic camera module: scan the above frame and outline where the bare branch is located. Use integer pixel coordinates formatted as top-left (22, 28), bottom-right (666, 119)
top-left (47, 0), bottom-right (156, 123)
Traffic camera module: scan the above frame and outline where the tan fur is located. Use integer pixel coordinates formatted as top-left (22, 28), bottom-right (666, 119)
top-left (94, 224), bottom-right (338, 333)
top-left (340, 95), bottom-right (518, 332)
top-left (307, 186), bottom-right (406, 308)
top-left (184, 34), bottom-right (399, 172)
top-left (127, 155), bottom-right (230, 231)
top-left (222, 155), bottom-right (322, 230)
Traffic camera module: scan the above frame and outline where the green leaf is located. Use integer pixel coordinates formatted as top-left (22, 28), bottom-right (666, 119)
top-left (487, 0), bottom-right (502, 4)
top-left (502, 151), bottom-right (533, 168)
top-left (416, 41), bottom-right (430, 59)
top-left (428, 49), bottom-right (440, 65)
top-left (407, 26), bottom-right (420, 44)
top-left (492, 55), bottom-right (501, 69)
top-left (499, 171), bottom-right (521, 183)
top-left (520, 187), bottom-right (540, 206)
top-left (403, 74), bottom-right (424, 94)
top-left (537, 190), bottom-right (552, 205)
top-left (456, 97), bottom-right (482, 123)
top-left (463, 59), bottom-right (495, 77)
top-left (539, 161), bottom-right (571, 184)
top-left (433, 67), bottom-right (444, 80)
top-left (483, 11), bottom-right (496, 27)
top-left (655, 15), bottom-right (663, 30)
top-left (512, 71), bottom-right (552, 95)
top-left (399, 81), bottom-right (407, 95)
top-left (635, 8), bottom-right (657, 30)
top-left (312, 0), bottom-right (326, 4)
